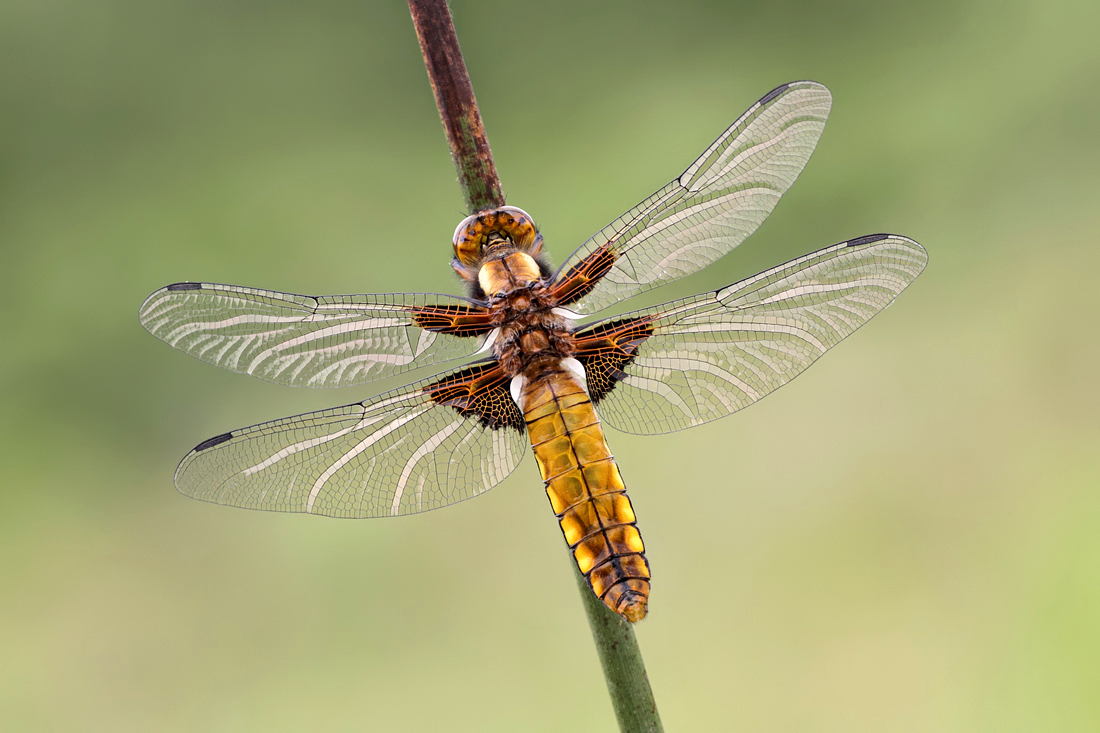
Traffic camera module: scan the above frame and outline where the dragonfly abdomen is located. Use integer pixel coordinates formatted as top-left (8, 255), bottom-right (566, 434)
top-left (519, 361), bottom-right (650, 622)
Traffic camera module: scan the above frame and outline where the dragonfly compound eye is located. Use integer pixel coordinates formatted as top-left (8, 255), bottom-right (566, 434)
top-left (452, 206), bottom-right (541, 269)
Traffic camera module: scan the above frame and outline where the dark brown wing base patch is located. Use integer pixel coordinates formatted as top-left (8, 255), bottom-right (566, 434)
top-left (410, 304), bottom-right (495, 337)
top-left (573, 317), bottom-right (655, 403)
top-left (424, 362), bottom-right (525, 431)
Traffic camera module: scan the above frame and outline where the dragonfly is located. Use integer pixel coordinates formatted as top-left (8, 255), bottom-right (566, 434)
top-left (140, 81), bottom-right (926, 623)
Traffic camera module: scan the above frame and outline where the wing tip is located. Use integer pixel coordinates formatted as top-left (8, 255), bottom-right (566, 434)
top-left (138, 282), bottom-right (205, 326)
top-left (844, 232), bottom-right (924, 249)
top-left (843, 233), bottom-right (929, 276)
top-left (172, 432), bottom-right (235, 497)
top-left (760, 80), bottom-right (832, 106)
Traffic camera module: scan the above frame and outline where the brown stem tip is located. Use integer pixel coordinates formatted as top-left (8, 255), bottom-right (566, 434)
top-left (408, 0), bottom-right (504, 214)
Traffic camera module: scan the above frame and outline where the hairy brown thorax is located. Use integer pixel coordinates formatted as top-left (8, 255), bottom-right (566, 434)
top-left (487, 282), bottom-right (575, 377)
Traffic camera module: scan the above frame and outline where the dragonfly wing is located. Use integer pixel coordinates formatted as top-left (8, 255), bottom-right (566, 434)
top-left (140, 283), bottom-right (494, 388)
top-left (175, 362), bottom-right (526, 517)
top-left (573, 234), bottom-right (928, 435)
top-left (551, 81), bottom-right (833, 314)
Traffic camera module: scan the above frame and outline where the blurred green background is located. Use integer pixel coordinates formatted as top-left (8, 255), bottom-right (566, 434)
top-left (2, 0), bottom-right (1098, 730)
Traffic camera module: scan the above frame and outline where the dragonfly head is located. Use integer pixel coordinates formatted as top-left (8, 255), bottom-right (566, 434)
top-left (451, 206), bottom-right (544, 284)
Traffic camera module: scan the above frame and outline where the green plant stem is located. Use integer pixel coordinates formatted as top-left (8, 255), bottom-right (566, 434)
top-left (406, 2), bottom-right (663, 730)
top-left (573, 561), bottom-right (664, 732)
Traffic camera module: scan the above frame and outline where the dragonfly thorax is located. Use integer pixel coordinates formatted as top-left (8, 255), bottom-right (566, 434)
top-left (476, 251), bottom-right (543, 297)
top-left (482, 281), bottom-right (575, 377)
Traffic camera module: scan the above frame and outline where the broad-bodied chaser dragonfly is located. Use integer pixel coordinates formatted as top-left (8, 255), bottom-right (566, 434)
top-left (141, 82), bottom-right (926, 622)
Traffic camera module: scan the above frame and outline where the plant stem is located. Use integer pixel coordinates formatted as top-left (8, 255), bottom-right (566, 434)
top-left (572, 561), bottom-right (665, 732)
top-left (406, 2), bottom-right (663, 731)
top-left (407, 0), bottom-right (504, 214)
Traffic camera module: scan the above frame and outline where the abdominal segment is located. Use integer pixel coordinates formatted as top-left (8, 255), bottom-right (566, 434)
top-left (522, 365), bottom-right (650, 622)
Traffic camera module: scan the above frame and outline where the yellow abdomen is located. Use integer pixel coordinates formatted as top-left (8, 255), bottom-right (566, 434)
top-left (521, 363), bottom-right (651, 622)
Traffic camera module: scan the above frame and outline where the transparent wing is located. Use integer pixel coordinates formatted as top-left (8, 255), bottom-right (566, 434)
top-left (140, 283), bottom-right (494, 388)
top-left (553, 81), bottom-right (832, 315)
top-left (175, 363), bottom-right (527, 518)
top-left (576, 235), bottom-right (927, 435)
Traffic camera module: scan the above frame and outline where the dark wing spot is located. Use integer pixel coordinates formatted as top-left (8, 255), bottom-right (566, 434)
top-left (194, 432), bottom-right (233, 451)
top-left (846, 234), bottom-right (889, 247)
top-left (167, 282), bottom-right (203, 292)
top-left (759, 82), bottom-right (791, 105)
